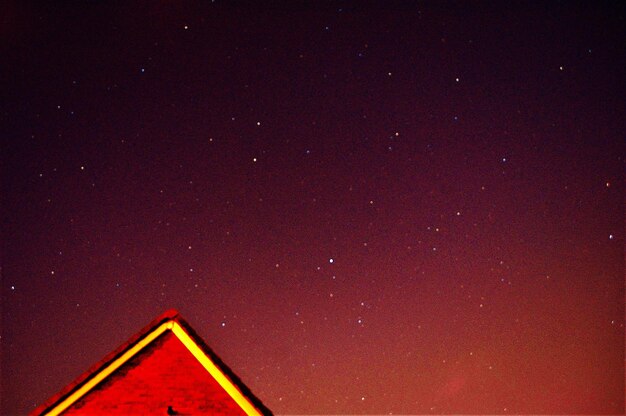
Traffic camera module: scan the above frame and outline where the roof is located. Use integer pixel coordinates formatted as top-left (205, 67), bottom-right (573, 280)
top-left (32, 309), bottom-right (273, 416)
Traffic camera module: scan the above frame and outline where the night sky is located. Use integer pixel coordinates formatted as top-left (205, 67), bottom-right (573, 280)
top-left (2, 2), bottom-right (624, 415)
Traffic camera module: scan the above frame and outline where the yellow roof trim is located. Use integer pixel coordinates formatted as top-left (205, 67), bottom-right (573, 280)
top-left (41, 320), bottom-right (262, 416)
top-left (171, 322), bottom-right (261, 416)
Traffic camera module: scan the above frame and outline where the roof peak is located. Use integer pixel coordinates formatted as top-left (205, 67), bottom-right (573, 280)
top-left (159, 308), bottom-right (182, 320)
top-left (32, 309), bottom-right (272, 416)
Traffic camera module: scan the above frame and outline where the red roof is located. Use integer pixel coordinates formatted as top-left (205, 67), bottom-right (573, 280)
top-left (32, 309), bottom-right (273, 415)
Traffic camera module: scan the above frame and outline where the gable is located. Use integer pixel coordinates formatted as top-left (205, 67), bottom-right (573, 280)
top-left (33, 311), bottom-right (271, 416)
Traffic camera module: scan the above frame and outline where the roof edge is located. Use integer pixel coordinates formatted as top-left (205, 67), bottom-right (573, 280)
top-left (174, 317), bottom-right (273, 415)
top-left (31, 309), bottom-right (272, 416)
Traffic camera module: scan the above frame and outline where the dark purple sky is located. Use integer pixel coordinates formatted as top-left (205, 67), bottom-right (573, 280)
top-left (2, 2), bottom-right (624, 414)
